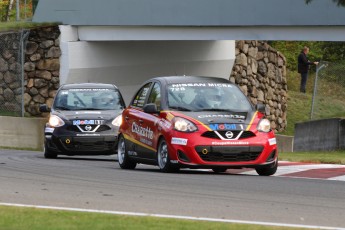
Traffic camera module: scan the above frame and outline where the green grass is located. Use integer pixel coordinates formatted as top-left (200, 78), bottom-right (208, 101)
top-left (0, 205), bottom-right (311, 230)
top-left (0, 21), bottom-right (58, 32)
top-left (278, 70), bottom-right (345, 136)
top-left (280, 150), bottom-right (345, 164)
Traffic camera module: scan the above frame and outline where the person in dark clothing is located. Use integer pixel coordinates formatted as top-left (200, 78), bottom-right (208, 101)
top-left (297, 46), bottom-right (319, 93)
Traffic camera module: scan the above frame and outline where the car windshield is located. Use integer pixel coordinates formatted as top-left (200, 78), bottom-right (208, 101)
top-left (167, 82), bottom-right (252, 112)
top-left (53, 88), bottom-right (124, 111)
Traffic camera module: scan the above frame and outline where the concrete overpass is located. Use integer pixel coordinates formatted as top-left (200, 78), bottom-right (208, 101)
top-left (33, 0), bottom-right (345, 103)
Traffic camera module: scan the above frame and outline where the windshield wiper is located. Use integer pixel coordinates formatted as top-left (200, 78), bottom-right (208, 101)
top-left (168, 106), bottom-right (193, 111)
top-left (195, 108), bottom-right (237, 112)
top-left (54, 106), bottom-right (70, 111)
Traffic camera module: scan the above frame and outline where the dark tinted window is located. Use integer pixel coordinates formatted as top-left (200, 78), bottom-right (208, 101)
top-left (131, 83), bottom-right (152, 108)
top-left (147, 83), bottom-right (161, 110)
top-left (53, 88), bottom-right (124, 111)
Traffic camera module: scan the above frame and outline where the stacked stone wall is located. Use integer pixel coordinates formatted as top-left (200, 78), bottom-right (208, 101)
top-left (230, 41), bottom-right (287, 132)
top-left (24, 26), bottom-right (60, 116)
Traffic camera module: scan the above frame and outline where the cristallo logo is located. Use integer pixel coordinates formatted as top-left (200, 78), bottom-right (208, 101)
top-left (131, 122), bottom-right (154, 139)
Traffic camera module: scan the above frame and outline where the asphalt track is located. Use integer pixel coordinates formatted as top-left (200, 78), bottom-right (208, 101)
top-left (1, 149), bottom-right (345, 229)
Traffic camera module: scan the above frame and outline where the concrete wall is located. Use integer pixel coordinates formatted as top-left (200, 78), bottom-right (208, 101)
top-left (0, 116), bottom-right (46, 150)
top-left (59, 26), bottom-right (236, 105)
top-left (276, 134), bottom-right (293, 153)
top-left (294, 118), bottom-right (345, 152)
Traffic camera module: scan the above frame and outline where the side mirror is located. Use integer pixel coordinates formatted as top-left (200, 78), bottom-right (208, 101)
top-left (143, 103), bottom-right (159, 114)
top-left (39, 104), bottom-right (51, 113)
top-left (255, 103), bottom-right (265, 114)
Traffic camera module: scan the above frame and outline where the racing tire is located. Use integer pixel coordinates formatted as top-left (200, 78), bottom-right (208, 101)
top-left (157, 138), bottom-right (179, 173)
top-left (212, 167), bottom-right (228, 173)
top-left (117, 135), bottom-right (136, 169)
top-left (44, 143), bottom-right (58, 159)
top-left (255, 160), bottom-right (278, 176)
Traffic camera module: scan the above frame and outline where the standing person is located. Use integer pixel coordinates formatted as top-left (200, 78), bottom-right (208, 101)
top-left (297, 46), bottom-right (319, 93)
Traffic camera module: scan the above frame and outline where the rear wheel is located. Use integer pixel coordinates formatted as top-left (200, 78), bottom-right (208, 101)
top-left (255, 160), bottom-right (278, 176)
top-left (44, 143), bottom-right (57, 159)
top-left (117, 135), bottom-right (136, 169)
top-left (157, 138), bottom-right (179, 173)
top-left (212, 167), bottom-right (228, 173)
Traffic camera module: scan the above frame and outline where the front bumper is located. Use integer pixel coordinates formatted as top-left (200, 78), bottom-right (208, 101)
top-left (168, 131), bottom-right (278, 169)
top-left (44, 127), bottom-right (118, 155)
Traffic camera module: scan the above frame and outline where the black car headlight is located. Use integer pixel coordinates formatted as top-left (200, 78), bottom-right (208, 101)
top-left (48, 115), bottom-right (65, 128)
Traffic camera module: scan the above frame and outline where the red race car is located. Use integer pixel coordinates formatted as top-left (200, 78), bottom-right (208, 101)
top-left (117, 76), bottom-right (278, 175)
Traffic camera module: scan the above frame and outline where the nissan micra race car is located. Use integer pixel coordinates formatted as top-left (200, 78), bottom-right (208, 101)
top-left (39, 83), bottom-right (125, 158)
top-left (118, 76), bottom-right (278, 175)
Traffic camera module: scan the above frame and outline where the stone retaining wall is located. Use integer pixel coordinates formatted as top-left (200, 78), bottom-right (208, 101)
top-left (230, 41), bottom-right (287, 132)
top-left (24, 26), bottom-right (60, 116)
top-left (1, 28), bottom-right (287, 132)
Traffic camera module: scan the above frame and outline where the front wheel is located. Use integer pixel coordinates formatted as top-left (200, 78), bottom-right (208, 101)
top-left (255, 161), bottom-right (278, 176)
top-left (117, 135), bottom-right (136, 169)
top-left (157, 138), bottom-right (179, 173)
top-left (44, 143), bottom-right (57, 159)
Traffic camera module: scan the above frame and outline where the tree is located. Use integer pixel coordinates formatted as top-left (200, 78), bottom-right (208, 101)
top-left (305, 0), bottom-right (345, 7)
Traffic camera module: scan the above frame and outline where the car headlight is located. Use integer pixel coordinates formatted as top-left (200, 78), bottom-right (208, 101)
top-left (112, 114), bottom-right (122, 127)
top-left (173, 117), bottom-right (197, 132)
top-left (257, 118), bottom-right (271, 133)
top-left (48, 115), bottom-right (65, 127)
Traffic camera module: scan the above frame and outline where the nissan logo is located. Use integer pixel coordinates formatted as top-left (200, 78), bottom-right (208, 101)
top-left (225, 131), bottom-right (234, 139)
top-left (85, 125), bottom-right (92, 131)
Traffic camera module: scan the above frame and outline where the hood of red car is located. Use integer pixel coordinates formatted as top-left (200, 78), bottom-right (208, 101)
top-left (168, 111), bottom-right (257, 130)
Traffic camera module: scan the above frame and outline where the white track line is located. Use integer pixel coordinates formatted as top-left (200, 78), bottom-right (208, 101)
top-left (0, 202), bottom-right (344, 230)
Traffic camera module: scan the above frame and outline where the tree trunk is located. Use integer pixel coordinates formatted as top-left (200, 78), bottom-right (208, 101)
top-left (6, 0), bottom-right (15, 21)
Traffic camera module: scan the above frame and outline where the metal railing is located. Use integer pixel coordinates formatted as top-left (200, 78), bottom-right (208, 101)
top-left (311, 61), bottom-right (345, 120)
top-left (0, 30), bottom-right (29, 117)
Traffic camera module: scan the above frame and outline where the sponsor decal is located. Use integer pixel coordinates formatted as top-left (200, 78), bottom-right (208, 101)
top-left (132, 122), bottom-right (154, 139)
top-left (73, 120), bottom-right (104, 125)
top-left (69, 88), bottom-right (111, 92)
top-left (140, 137), bottom-right (153, 146)
top-left (45, 127), bottom-right (55, 133)
top-left (76, 133), bottom-right (101, 136)
top-left (198, 114), bottom-right (246, 120)
top-left (268, 138), bottom-right (277, 146)
top-left (170, 160), bottom-right (179, 164)
top-left (171, 137), bottom-right (188, 146)
top-left (158, 119), bottom-right (172, 129)
top-left (75, 111), bottom-right (101, 114)
top-left (211, 141), bottom-right (249, 146)
top-left (209, 123), bottom-right (237, 130)
top-left (128, 151), bottom-right (138, 156)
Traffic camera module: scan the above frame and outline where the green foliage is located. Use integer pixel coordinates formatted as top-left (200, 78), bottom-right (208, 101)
top-left (280, 150), bottom-right (345, 164)
top-left (306, 0), bottom-right (345, 7)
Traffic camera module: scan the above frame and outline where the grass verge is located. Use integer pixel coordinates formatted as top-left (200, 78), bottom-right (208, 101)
top-left (0, 21), bottom-right (58, 32)
top-left (279, 150), bottom-right (345, 164)
top-left (0, 205), bottom-right (312, 230)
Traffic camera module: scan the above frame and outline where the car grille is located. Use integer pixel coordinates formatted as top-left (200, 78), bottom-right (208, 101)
top-left (62, 141), bottom-right (115, 151)
top-left (195, 145), bottom-right (263, 162)
top-left (66, 125), bottom-right (111, 132)
top-left (201, 130), bottom-right (255, 140)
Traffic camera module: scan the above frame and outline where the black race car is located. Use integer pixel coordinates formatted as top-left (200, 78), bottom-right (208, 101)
top-left (39, 83), bottom-right (125, 158)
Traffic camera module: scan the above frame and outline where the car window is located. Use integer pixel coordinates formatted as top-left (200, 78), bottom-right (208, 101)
top-left (53, 88), bottom-right (124, 110)
top-left (168, 82), bottom-right (252, 111)
top-left (131, 83), bottom-right (152, 108)
top-left (146, 83), bottom-right (161, 111)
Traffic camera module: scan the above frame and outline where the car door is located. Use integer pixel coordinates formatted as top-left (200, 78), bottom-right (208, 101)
top-left (122, 82), bottom-right (153, 159)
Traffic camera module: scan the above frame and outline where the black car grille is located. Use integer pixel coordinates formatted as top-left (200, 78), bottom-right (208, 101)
top-left (201, 130), bottom-right (255, 140)
top-left (66, 125), bottom-right (111, 132)
top-left (62, 141), bottom-right (115, 151)
top-left (195, 145), bottom-right (263, 162)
